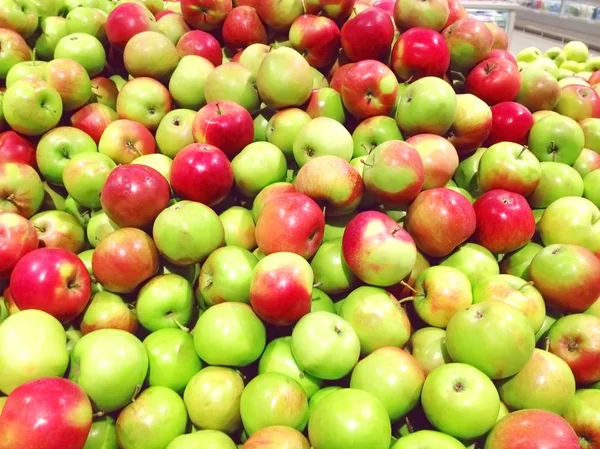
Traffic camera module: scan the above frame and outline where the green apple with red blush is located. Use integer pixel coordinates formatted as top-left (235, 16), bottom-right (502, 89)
top-left (563, 389), bottom-right (600, 448)
top-left (98, 119), bottom-right (156, 165)
top-left (0, 1), bottom-right (39, 38)
top-left (407, 134), bottom-right (459, 190)
top-left (204, 62), bottom-right (261, 113)
top-left (528, 162), bottom-right (584, 209)
top-left (169, 55), bottom-right (214, 111)
top-left (117, 77), bottom-right (172, 132)
top-left (54, 33), bottom-right (106, 77)
top-left (293, 117), bottom-right (354, 166)
top-left (219, 206), bottom-right (257, 251)
top-left (80, 291), bottom-right (138, 335)
top-left (29, 210), bottom-right (86, 253)
top-left (406, 327), bottom-right (452, 375)
top-left (352, 115), bottom-right (404, 158)
top-left (62, 152), bottom-right (116, 210)
top-left (90, 76), bottom-right (119, 110)
top-left (573, 148), bottom-right (600, 178)
top-left (266, 108), bottom-right (311, 159)
top-left (440, 242), bottom-right (499, 286)
top-left (446, 94), bottom-right (492, 156)
top-left (251, 182), bottom-right (296, 222)
top-left (0, 28), bottom-right (31, 80)
top-left (0, 162), bottom-right (45, 218)
top-left (311, 238), bottom-right (357, 295)
top-left (305, 87), bottom-right (346, 124)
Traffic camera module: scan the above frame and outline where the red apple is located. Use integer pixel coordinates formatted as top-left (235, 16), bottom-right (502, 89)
top-left (222, 6), bottom-right (268, 50)
top-left (255, 192), bottom-right (325, 259)
top-left (406, 134), bottom-right (459, 189)
top-left (192, 101), bottom-right (254, 159)
top-left (252, 182), bottom-right (297, 221)
top-left (106, 2), bottom-right (157, 50)
top-left (590, 70), bottom-right (600, 86)
top-left (486, 101), bottom-right (534, 146)
top-left (473, 189), bottom-right (535, 254)
top-left (405, 187), bottom-right (476, 257)
top-left (176, 30), bottom-right (223, 66)
top-left (0, 131), bottom-right (36, 168)
top-left (466, 57), bottom-right (521, 106)
top-left (70, 103), bottom-right (118, 145)
top-left (0, 212), bottom-right (38, 280)
top-left (101, 165), bottom-right (171, 229)
top-left (341, 59), bottom-right (399, 119)
top-left (10, 248), bottom-right (92, 323)
top-left (181, 0), bottom-right (233, 31)
top-left (170, 143), bottom-right (234, 206)
top-left (373, 0), bottom-right (395, 16)
top-left (340, 7), bottom-right (394, 62)
top-left (289, 14), bottom-right (341, 68)
top-left (488, 49), bottom-right (517, 66)
top-left (391, 28), bottom-right (450, 82)
top-left (485, 22), bottom-right (508, 50)
top-left (0, 378), bottom-right (93, 449)
top-left (92, 228), bottom-right (160, 294)
top-left (442, 18), bottom-right (494, 72)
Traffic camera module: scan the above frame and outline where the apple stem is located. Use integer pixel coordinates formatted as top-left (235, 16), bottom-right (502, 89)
top-left (517, 145), bottom-right (529, 158)
top-left (360, 159), bottom-right (373, 167)
top-left (313, 281), bottom-right (323, 288)
top-left (399, 280), bottom-right (417, 294)
top-left (322, 206), bottom-right (327, 217)
top-left (130, 384), bottom-right (142, 403)
top-left (391, 228), bottom-right (402, 236)
top-left (170, 315), bottom-right (190, 333)
top-left (301, 0), bottom-right (307, 14)
top-left (216, 103), bottom-right (222, 115)
top-left (31, 48), bottom-right (37, 64)
top-left (405, 416), bottom-right (414, 434)
top-left (544, 337), bottom-right (550, 352)
top-left (92, 411), bottom-right (105, 418)
top-left (397, 297), bottom-right (414, 305)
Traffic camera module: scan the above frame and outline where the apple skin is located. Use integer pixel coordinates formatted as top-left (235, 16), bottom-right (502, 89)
top-left (80, 291), bottom-right (139, 335)
top-left (405, 187), bottom-right (476, 258)
top-left (116, 77), bottom-right (173, 132)
top-left (563, 389), bottom-right (600, 449)
top-left (499, 241), bottom-right (542, 281)
top-left (71, 103), bottom-right (118, 145)
top-left (407, 134), bottom-right (459, 189)
top-left (393, 431), bottom-right (465, 449)
top-left (98, 119), bottom-right (156, 165)
top-left (252, 182), bottom-right (296, 221)
top-left (0, 131), bottom-right (36, 168)
top-left (351, 115), bottom-right (403, 157)
top-left (516, 67), bottom-right (561, 112)
top-left (53, 33), bottom-right (106, 78)
top-left (0, 378), bottom-right (92, 449)
top-left (219, 206), bottom-right (257, 250)
top-left (393, 0), bottom-right (448, 31)
top-left (0, 28), bottom-right (31, 80)
top-left (406, 327), bottom-right (452, 376)
top-left (489, 49), bottom-right (517, 65)
top-left (29, 210), bottom-right (85, 254)
top-left (105, 2), bottom-right (157, 50)
top-left (0, 162), bottom-right (44, 219)
top-left (486, 101), bottom-right (534, 147)
top-left (466, 58), bottom-right (522, 106)
top-left (170, 143), bottom-right (234, 206)
top-left (176, 30), bottom-right (222, 67)
top-left (243, 426), bottom-right (310, 449)
top-left (0, 212), bottom-right (38, 280)
top-left (10, 247), bottom-right (91, 323)
top-left (341, 59), bottom-right (399, 119)
top-left (580, 117), bottom-right (600, 153)
top-left (155, 109), bottom-right (195, 159)
top-left (222, 6), bottom-right (267, 50)
top-left (528, 162), bottom-right (584, 209)
top-left (440, 242), bottom-right (499, 286)
top-left (484, 410), bottom-right (580, 449)
top-left (90, 76), bottom-right (119, 110)
top-left (181, 0), bottom-right (232, 31)
top-left (167, 430), bottom-right (237, 449)
top-left (100, 164), bottom-right (171, 229)
top-left (330, 62), bottom-right (355, 93)
top-left (255, 192), bottom-right (325, 259)
top-left (342, 210), bottom-right (417, 287)
top-left (555, 84), bottom-right (600, 122)
top-left (497, 348), bottom-right (575, 415)
top-left (123, 30), bottom-right (179, 81)
top-left (527, 114), bottom-right (585, 165)
top-left (293, 117), bottom-right (354, 167)
top-left (183, 366), bottom-right (245, 434)
top-left (447, 93), bottom-right (493, 155)
top-left (92, 228), bottom-right (159, 294)
top-left (473, 189), bottom-right (536, 254)
top-left (266, 108), bottom-right (311, 159)
top-left (289, 14), bottom-right (340, 69)
top-left (446, 301), bottom-right (536, 379)
top-left (169, 56), bottom-right (214, 111)
top-left (311, 238), bottom-right (357, 295)
top-left (341, 7), bottom-right (394, 63)
top-left (204, 61), bottom-right (261, 114)
top-left (391, 28), bottom-right (450, 82)
top-left (442, 18), bottom-right (494, 72)
top-left (0, 309), bottom-right (69, 395)
top-left (46, 58), bottom-right (92, 112)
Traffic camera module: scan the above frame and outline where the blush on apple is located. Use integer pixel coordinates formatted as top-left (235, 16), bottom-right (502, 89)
top-left (340, 7), bottom-right (394, 62)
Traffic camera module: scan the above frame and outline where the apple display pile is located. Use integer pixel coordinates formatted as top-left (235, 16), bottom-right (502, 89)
top-left (2, 0), bottom-right (600, 448)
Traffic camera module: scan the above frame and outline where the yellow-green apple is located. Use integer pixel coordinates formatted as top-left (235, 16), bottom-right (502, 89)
top-left (559, 74), bottom-right (590, 87)
top-left (311, 288), bottom-right (335, 313)
top-left (105, 2), bottom-right (157, 50)
top-left (341, 59), bottom-right (398, 119)
top-left (564, 40), bottom-right (589, 62)
top-left (446, 94), bottom-right (491, 156)
top-left (580, 117), bottom-right (600, 153)
top-left (453, 146), bottom-right (486, 191)
top-left (393, 431), bottom-right (465, 449)
top-left (219, 206), bottom-right (257, 250)
top-left (0, 378), bottom-right (92, 449)
top-left (254, 0), bottom-right (302, 31)
top-left (116, 77), bottom-right (172, 132)
top-left (98, 119), bottom-right (156, 164)
top-left (304, 0), bottom-right (354, 20)
top-left (466, 58), bottom-right (522, 106)
top-left (421, 363), bottom-right (500, 440)
top-left (71, 103), bottom-right (118, 145)
top-left (0, 212), bottom-right (38, 280)
top-left (532, 109), bottom-right (559, 122)
top-left (446, 301), bottom-right (535, 379)
top-left (351, 115), bottom-right (403, 157)
top-left (35, 16), bottom-right (69, 61)
top-left (393, 0), bottom-right (448, 31)
top-left (62, 152), bottom-right (116, 210)
top-left (176, 30), bottom-right (222, 66)
top-left (0, 131), bottom-right (36, 167)
top-left (266, 108), bottom-right (311, 159)
top-left (65, 6), bottom-right (108, 40)
top-left (499, 241), bottom-right (542, 280)
top-left (305, 86), bottom-right (346, 123)
top-left (157, 12), bottom-right (191, 46)
top-left (527, 114), bottom-right (584, 165)
top-left (168, 56), bottom-right (214, 111)
top-left (563, 389), bottom-right (600, 448)
top-left (516, 47), bottom-right (542, 63)
top-left (181, 0), bottom-right (232, 31)
top-left (80, 291), bottom-right (138, 335)
top-left (391, 28), bottom-right (449, 82)
top-left (168, 430), bottom-right (238, 449)
top-left (236, 43), bottom-right (269, 78)
top-left (395, 76), bottom-right (457, 136)
top-left (43, 58), bottom-right (91, 112)
top-left (295, 155), bottom-right (364, 216)
top-left (3, 79), bottom-right (63, 136)
top-left (440, 242), bottom-right (498, 286)
top-left (0, 162), bottom-right (44, 218)
top-left (183, 366), bottom-right (244, 433)
top-left (152, 201), bottom-right (224, 266)
top-left (78, 249), bottom-right (103, 294)
top-left (0, 0), bottom-right (39, 38)
top-left (92, 228), bottom-right (159, 293)
top-left (0, 310), bottom-right (69, 394)
top-left (90, 77), bottom-right (119, 111)
top-left (515, 67), bottom-right (561, 112)
top-left (406, 327), bottom-right (452, 375)
top-left (231, 142), bottom-right (286, 197)
top-left (548, 313), bottom-right (600, 384)
top-left (311, 238), bottom-right (357, 295)
top-left (486, 102), bottom-right (534, 147)
top-left (0, 29), bottom-right (31, 80)
top-left (497, 348), bottom-right (575, 414)
top-left (155, 109), bottom-right (195, 159)
top-left (340, 286), bottom-right (411, 353)
top-left (555, 84), bottom-right (600, 122)
top-left (123, 31), bottom-right (179, 80)
top-left (406, 134), bottom-right (459, 189)
top-left (528, 162), bottom-right (584, 209)
top-left (29, 210), bottom-right (85, 253)
top-left (194, 302), bottom-right (266, 366)
top-left (405, 187), bottom-right (476, 257)
top-left (442, 18), bottom-right (493, 72)
top-left (255, 192), bottom-right (324, 259)
top-left (341, 7), bottom-right (394, 62)
top-left (54, 33), bottom-right (106, 77)
top-left (131, 153), bottom-right (172, 184)
top-left (204, 62), bottom-right (261, 113)
top-left (411, 265), bottom-right (473, 328)
top-left (251, 182), bottom-right (296, 222)
top-left (293, 117), bottom-right (353, 166)
top-left (222, 6), bottom-right (267, 49)
top-left (244, 426), bottom-right (310, 449)
top-left (256, 47), bottom-right (314, 109)
top-left (64, 196), bottom-right (92, 228)
top-left (308, 386), bottom-right (343, 415)
top-left (289, 14), bottom-right (340, 69)
top-left (6, 59), bottom-right (48, 88)
top-left (584, 170), bottom-right (600, 207)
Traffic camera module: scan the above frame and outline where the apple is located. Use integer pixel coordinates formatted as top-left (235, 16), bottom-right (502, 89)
top-left (391, 28), bottom-right (450, 82)
top-left (393, 0), bottom-right (448, 31)
top-left (266, 108), bottom-right (311, 159)
top-left (80, 291), bottom-right (138, 335)
top-left (0, 0), bottom-right (39, 38)
top-left (28, 210), bottom-right (85, 253)
top-left (183, 366), bottom-right (245, 434)
top-left (98, 119), bottom-right (156, 164)
top-left (6, 59), bottom-right (49, 88)
top-left (395, 76), bottom-right (457, 137)
top-left (584, 169), bottom-right (600, 207)
top-left (0, 162), bottom-right (44, 218)
top-left (71, 103), bottom-right (118, 145)
top-left (0, 29), bottom-right (31, 80)
top-left (293, 117), bottom-right (353, 166)
top-left (528, 114), bottom-right (584, 165)
top-left (66, 6), bottom-right (108, 40)
top-left (486, 101), bottom-right (534, 147)
top-left (116, 77), bottom-right (173, 132)
top-left (218, 206), bottom-right (257, 250)
top-left (393, 431), bottom-right (465, 449)
top-left (442, 18), bottom-right (494, 72)
top-left (341, 8), bottom-right (394, 63)
top-left (446, 301), bottom-right (535, 379)
top-left (176, 30), bottom-right (222, 67)
top-left (61, 153), bottom-right (115, 212)
top-left (351, 115), bottom-right (403, 157)
top-left (54, 33), bottom-right (106, 77)
top-left (204, 62), bottom-right (261, 113)
top-left (157, 12), bottom-right (191, 45)
top-left (580, 118), bottom-right (600, 153)
top-left (0, 211), bottom-right (37, 281)
top-left (406, 327), bottom-right (452, 375)
top-left (123, 30), bottom-right (179, 81)
top-left (0, 131), bottom-right (36, 167)
top-left (499, 241), bottom-right (543, 280)
top-left (181, 0), bottom-right (232, 31)
top-left (169, 56), bottom-right (214, 111)
top-left (330, 62), bottom-right (355, 93)
top-left (89, 77), bottom-right (118, 112)
top-left (154, 109), bottom-right (195, 160)
top-left (222, 6), bottom-right (267, 49)
top-left (311, 238), bottom-right (357, 295)
top-left (564, 40), bottom-right (589, 62)
top-left (168, 430), bottom-right (238, 449)
top-left (563, 389), bottom-right (600, 448)
top-left (405, 188), bottom-right (476, 257)
top-left (555, 84), bottom-right (600, 122)
top-left (35, 16), bottom-right (69, 60)
top-left (516, 47), bottom-right (542, 63)
top-left (236, 43), bottom-right (269, 78)
top-left (440, 242), bottom-right (499, 286)
top-left (466, 58), bottom-right (521, 106)
top-left (406, 134), bottom-right (458, 190)
top-left (0, 309), bottom-right (69, 394)
top-left (194, 302), bottom-right (266, 366)
top-left (243, 426), bottom-right (310, 449)
top-left (528, 162), bottom-right (584, 209)
top-left (105, 2), bottom-right (157, 50)
top-left (446, 94), bottom-right (492, 155)
top-left (289, 14), bottom-right (340, 68)
top-left (251, 181), bottom-right (296, 221)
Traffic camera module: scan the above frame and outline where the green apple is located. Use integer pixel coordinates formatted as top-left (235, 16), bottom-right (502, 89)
top-left (143, 328), bottom-right (202, 394)
top-left (258, 336), bottom-right (323, 399)
top-left (545, 46), bottom-right (562, 60)
top-left (266, 108), bottom-right (311, 159)
top-left (131, 153), bottom-right (173, 184)
top-left (240, 372), bottom-right (309, 435)
top-left (6, 60), bottom-right (48, 87)
top-left (166, 430), bottom-right (237, 449)
top-left (183, 366), bottom-right (245, 434)
top-left (392, 431), bottom-right (466, 449)
top-left (305, 87), bottom-right (345, 123)
top-left (124, 31), bottom-right (178, 81)
top-left (252, 107), bottom-right (274, 142)
top-left (560, 60), bottom-right (585, 73)
top-left (69, 329), bottom-right (148, 412)
top-left (310, 288), bottom-right (335, 313)
top-left (308, 386), bottom-right (342, 416)
top-left (557, 68), bottom-right (575, 80)
top-left (64, 195), bottom-right (93, 227)
top-left (0, 162), bottom-right (45, 218)
top-left (168, 55), bottom-right (214, 110)
top-left (78, 249), bottom-right (103, 294)
top-left (499, 242), bottom-right (543, 280)
top-left (66, 7), bottom-right (108, 41)
top-left (311, 67), bottom-right (328, 88)
top-left (308, 388), bottom-right (391, 449)
top-left (218, 206), bottom-right (256, 250)
top-left (155, 109), bottom-right (195, 159)
top-left (204, 62), bottom-right (261, 113)
top-left (291, 311), bottom-right (360, 380)
top-left (83, 416), bottom-right (117, 449)
top-left (584, 169), bottom-right (600, 207)
top-left (0, 0), bottom-right (39, 38)
top-left (453, 147), bottom-right (486, 192)
top-left (156, 13), bottom-right (190, 45)
top-left (311, 238), bottom-right (357, 295)
top-left (352, 115), bottom-right (403, 158)
top-left (193, 302), bottom-right (266, 366)
top-left (528, 161), bottom-right (584, 209)
top-left (231, 142), bottom-right (287, 197)
top-left (440, 243), bottom-right (499, 286)
top-left (35, 16), bottom-right (69, 61)
top-left (80, 290), bottom-right (137, 335)
top-left (0, 310), bottom-right (69, 395)
top-left (407, 327), bottom-right (452, 375)
top-left (54, 33), bottom-right (106, 77)
top-left (116, 386), bottom-right (187, 449)
top-left (422, 363), bottom-right (499, 440)
top-left (535, 313), bottom-right (558, 342)
top-left (564, 40), bottom-right (589, 62)
top-left (136, 274), bottom-right (194, 332)
top-left (339, 286), bottom-right (411, 355)
top-left (530, 57), bottom-right (559, 79)
top-left (562, 389), bottom-right (600, 446)
top-left (36, 126), bottom-right (98, 185)
top-left (237, 43), bottom-right (269, 79)
top-left (293, 117), bottom-right (354, 166)
top-left (528, 114), bottom-right (584, 165)
top-left (580, 118), bottom-right (600, 153)
top-left (446, 301), bottom-right (535, 379)
top-left (62, 152), bottom-right (116, 209)
top-left (116, 77), bottom-right (172, 131)
top-left (87, 210), bottom-right (119, 248)
top-left (516, 47), bottom-right (542, 63)
top-left (497, 348), bottom-right (575, 415)
top-left (323, 211), bottom-right (357, 242)
top-left (350, 347), bottom-right (424, 421)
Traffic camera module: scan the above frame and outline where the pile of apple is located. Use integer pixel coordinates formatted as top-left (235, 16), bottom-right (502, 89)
top-left (2, 0), bottom-right (600, 448)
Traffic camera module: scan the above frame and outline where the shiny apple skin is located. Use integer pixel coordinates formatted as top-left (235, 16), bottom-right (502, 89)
top-left (0, 211), bottom-right (39, 280)
top-left (486, 101), bottom-right (535, 146)
top-left (0, 131), bottom-right (36, 168)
